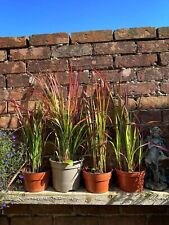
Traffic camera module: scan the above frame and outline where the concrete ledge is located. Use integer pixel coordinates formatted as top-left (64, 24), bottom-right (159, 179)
top-left (2, 187), bottom-right (169, 205)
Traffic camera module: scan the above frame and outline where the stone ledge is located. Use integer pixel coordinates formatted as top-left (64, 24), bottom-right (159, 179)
top-left (2, 187), bottom-right (169, 205)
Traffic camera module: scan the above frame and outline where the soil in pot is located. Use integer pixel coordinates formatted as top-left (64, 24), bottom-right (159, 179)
top-left (24, 171), bottom-right (49, 192)
top-left (50, 159), bottom-right (83, 193)
top-left (116, 169), bottom-right (145, 192)
top-left (83, 169), bottom-right (112, 193)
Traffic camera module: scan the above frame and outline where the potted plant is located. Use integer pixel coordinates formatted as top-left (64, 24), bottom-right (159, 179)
top-left (14, 101), bottom-right (49, 192)
top-left (37, 67), bottom-right (87, 192)
top-left (110, 89), bottom-right (146, 192)
top-left (82, 77), bottom-right (112, 193)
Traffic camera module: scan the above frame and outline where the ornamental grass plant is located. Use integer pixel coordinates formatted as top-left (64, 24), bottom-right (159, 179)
top-left (83, 74), bottom-right (111, 173)
top-left (37, 66), bottom-right (87, 164)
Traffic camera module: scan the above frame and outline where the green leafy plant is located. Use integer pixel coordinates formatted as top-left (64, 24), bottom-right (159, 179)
top-left (110, 88), bottom-right (145, 172)
top-left (37, 66), bottom-right (87, 163)
top-left (0, 130), bottom-right (25, 209)
top-left (83, 76), bottom-right (111, 173)
top-left (14, 102), bottom-right (45, 173)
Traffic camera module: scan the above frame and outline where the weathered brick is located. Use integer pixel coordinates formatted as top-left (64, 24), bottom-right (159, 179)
top-left (54, 216), bottom-right (98, 225)
top-left (8, 88), bottom-right (27, 101)
top-left (158, 27), bottom-right (169, 38)
top-left (118, 82), bottom-right (157, 96)
top-left (160, 52), bottom-right (169, 65)
top-left (163, 110), bottom-right (169, 122)
top-left (0, 61), bottom-right (26, 74)
top-left (0, 217), bottom-right (8, 225)
top-left (30, 205), bottom-right (74, 215)
top-left (0, 89), bottom-right (9, 101)
top-left (94, 41), bottom-right (136, 55)
top-left (138, 96), bottom-right (169, 109)
top-left (0, 36), bottom-right (27, 49)
top-left (8, 100), bottom-right (37, 113)
top-left (0, 101), bottom-right (7, 113)
top-left (10, 47), bottom-right (51, 60)
top-left (148, 215), bottom-right (169, 225)
top-left (7, 74), bottom-right (30, 87)
top-left (0, 115), bottom-right (18, 128)
top-left (27, 59), bottom-right (68, 73)
top-left (137, 67), bottom-right (169, 81)
top-left (115, 54), bottom-right (157, 68)
top-left (121, 205), bottom-right (168, 214)
top-left (52, 44), bottom-right (92, 58)
top-left (136, 109), bottom-right (161, 125)
top-left (97, 69), bottom-right (136, 82)
top-left (71, 30), bottom-right (113, 43)
top-left (0, 75), bottom-right (5, 87)
top-left (11, 216), bottom-right (52, 225)
top-left (70, 56), bottom-right (113, 70)
top-left (99, 216), bottom-right (146, 225)
top-left (73, 205), bottom-right (120, 215)
top-left (114, 27), bottom-right (156, 40)
top-left (0, 50), bottom-right (7, 61)
top-left (4, 204), bottom-right (30, 215)
top-left (138, 40), bottom-right (169, 53)
top-left (29, 33), bottom-right (69, 46)
top-left (160, 82), bottom-right (169, 94)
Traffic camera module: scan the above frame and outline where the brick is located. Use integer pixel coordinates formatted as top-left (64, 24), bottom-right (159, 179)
top-left (27, 59), bottom-right (68, 73)
top-left (99, 216), bottom-right (146, 225)
top-left (136, 109), bottom-right (161, 125)
top-left (7, 74), bottom-right (30, 88)
top-left (54, 216), bottom-right (98, 225)
top-left (8, 100), bottom-right (38, 113)
top-left (137, 67), bottom-right (169, 81)
top-left (10, 47), bottom-right (51, 60)
top-left (0, 101), bottom-right (7, 113)
top-left (121, 205), bottom-right (168, 214)
top-left (0, 61), bottom-right (26, 74)
top-left (74, 205), bottom-right (120, 215)
top-left (138, 96), bottom-right (169, 109)
top-left (71, 30), bottom-right (113, 43)
top-left (115, 54), bottom-right (157, 68)
top-left (163, 110), bottom-right (169, 122)
top-left (148, 216), bottom-right (169, 225)
top-left (0, 50), bottom-right (7, 61)
top-left (29, 33), bottom-right (69, 46)
top-left (4, 204), bottom-right (30, 215)
top-left (118, 82), bottom-right (157, 96)
top-left (8, 89), bottom-right (24, 100)
top-left (114, 27), bottom-right (156, 40)
top-left (70, 56), bottom-right (113, 70)
top-left (94, 41), bottom-right (136, 55)
top-left (0, 90), bottom-right (9, 101)
top-left (0, 217), bottom-right (8, 225)
top-left (0, 115), bottom-right (18, 129)
top-left (11, 216), bottom-right (52, 225)
top-left (138, 40), bottom-right (169, 53)
top-left (0, 75), bottom-right (5, 87)
top-left (0, 36), bottom-right (26, 49)
top-left (160, 52), bottom-right (169, 65)
top-left (52, 44), bottom-right (92, 58)
top-left (97, 69), bottom-right (136, 82)
top-left (30, 205), bottom-right (74, 215)
top-left (158, 27), bottom-right (169, 38)
top-left (160, 82), bottom-right (169, 94)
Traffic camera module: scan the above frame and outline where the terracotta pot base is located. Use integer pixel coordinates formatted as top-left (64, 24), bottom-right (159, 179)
top-left (24, 171), bottom-right (49, 192)
top-left (83, 169), bottom-right (112, 193)
top-left (116, 169), bottom-right (145, 192)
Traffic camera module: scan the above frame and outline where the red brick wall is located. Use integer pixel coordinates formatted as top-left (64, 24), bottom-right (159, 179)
top-left (0, 27), bottom-right (169, 131)
top-left (1, 204), bottom-right (169, 225)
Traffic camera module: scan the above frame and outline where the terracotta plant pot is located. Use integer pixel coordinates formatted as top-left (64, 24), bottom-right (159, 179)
top-left (50, 159), bottom-right (83, 193)
top-left (83, 169), bottom-right (112, 193)
top-left (116, 169), bottom-right (145, 192)
top-left (24, 171), bottom-right (49, 192)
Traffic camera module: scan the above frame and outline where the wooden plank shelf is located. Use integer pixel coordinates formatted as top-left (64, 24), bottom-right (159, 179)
top-left (2, 187), bottom-right (169, 205)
